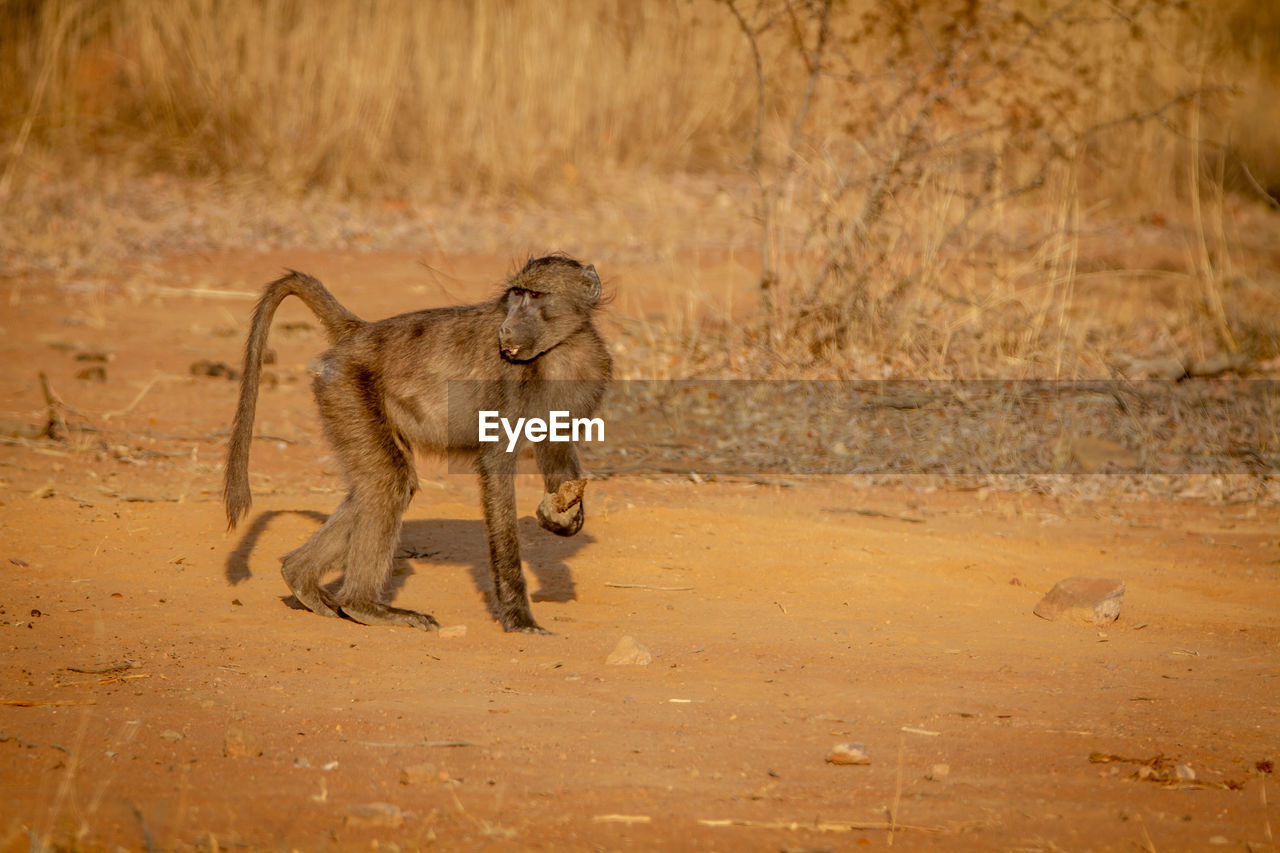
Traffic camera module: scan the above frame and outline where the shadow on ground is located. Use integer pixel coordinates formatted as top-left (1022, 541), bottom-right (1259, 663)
top-left (224, 508), bottom-right (594, 622)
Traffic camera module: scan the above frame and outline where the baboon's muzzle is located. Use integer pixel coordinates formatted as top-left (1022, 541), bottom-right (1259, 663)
top-left (498, 326), bottom-right (536, 361)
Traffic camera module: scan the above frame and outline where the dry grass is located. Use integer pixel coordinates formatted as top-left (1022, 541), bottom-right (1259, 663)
top-left (1, 0), bottom-right (1277, 380)
top-left (0, 0), bottom-right (755, 197)
top-left (2, 1), bottom-right (1275, 199)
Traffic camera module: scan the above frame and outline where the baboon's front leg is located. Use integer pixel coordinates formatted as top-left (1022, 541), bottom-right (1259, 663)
top-left (534, 442), bottom-right (586, 537)
top-left (476, 451), bottom-right (545, 633)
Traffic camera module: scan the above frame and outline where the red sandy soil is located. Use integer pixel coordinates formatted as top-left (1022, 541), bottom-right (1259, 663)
top-left (1, 252), bottom-right (1276, 851)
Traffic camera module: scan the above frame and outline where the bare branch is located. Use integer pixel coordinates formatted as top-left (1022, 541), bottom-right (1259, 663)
top-left (723, 0), bottom-right (766, 172)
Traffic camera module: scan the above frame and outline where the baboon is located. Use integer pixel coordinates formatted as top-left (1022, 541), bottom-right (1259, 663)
top-left (224, 255), bottom-right (611, 634)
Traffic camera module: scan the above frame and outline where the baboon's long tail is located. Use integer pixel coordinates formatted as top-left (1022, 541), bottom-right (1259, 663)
top-left (223, 271), bottom-right (365, 529)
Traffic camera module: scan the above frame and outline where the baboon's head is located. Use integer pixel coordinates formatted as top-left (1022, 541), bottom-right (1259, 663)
top-left (498, 255), bottom-right (603, 362)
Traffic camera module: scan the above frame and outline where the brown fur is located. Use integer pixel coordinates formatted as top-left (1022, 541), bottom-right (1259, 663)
top-left (224, 255), bottom-right (611, 633)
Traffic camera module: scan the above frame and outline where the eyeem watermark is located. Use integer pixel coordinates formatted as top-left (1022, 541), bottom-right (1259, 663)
top-left (478, 410), bottom-right (605, 453)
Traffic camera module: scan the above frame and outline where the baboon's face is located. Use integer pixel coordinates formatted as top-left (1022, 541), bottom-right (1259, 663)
top-left (498, 258), bottom-right (602, 362)
top-left (499, 287), bottom-right (582, 362)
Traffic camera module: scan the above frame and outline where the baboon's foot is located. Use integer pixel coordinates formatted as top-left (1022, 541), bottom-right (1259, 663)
top-left (338, 600), bottom-right (440, 631)
top-left (537, 479), bottom-right (586, 537)
top-left (284, 579), bottom-right (343, 619)
top-left (498, 608), bottom-right (551, 635)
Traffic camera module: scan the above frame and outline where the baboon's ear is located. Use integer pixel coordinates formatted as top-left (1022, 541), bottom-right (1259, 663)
top-left (583, 264), bottom-right (603, 305)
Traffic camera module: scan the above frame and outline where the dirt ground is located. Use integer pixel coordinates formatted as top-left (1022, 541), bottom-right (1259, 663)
top-left (1, 251), bottom-right (1277, 852)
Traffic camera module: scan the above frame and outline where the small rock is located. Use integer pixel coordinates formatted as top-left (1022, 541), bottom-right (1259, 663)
top-left (399, 762), bottom-right (438, 785)
top-left (1188, 352), bottom-right (1250, 377)
top-left (1175, 763), bottom-right (1196, 780)
top-left (542, 478), bottom-right (585, 514)
top-left (293, 756), bottom-right (311, 769)
top-left (438, 625), bottom-right (466, 639)
top-left (826, 742), bottom-right (870, 766)
top-left (194, 832), bottom-right (246, 850)
top-left (189, 359), bottom-right (240, 380)
top-left (1118, 354), bottom-right (1186, 381)
top-left (159, 729), bottom-right (182, 742)
top-left (344, 802), bottom-right (403, 829)
top-left (605, 635), bottom-right (653, 666)
top-left (926, 763), bottom-right (950, 780)
top-left (537, 479), bottom-right (586, 535)
top-left (1033, 576), bottom-right (1125, 626)
top-left (1208, 836), bottom-right (1230, 846)
top-left (1071, 437), bottom-right (1138, 473)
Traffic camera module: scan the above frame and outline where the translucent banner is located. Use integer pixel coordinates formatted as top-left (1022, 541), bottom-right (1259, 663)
top-left (448, 380), bottom-right (1278, 477)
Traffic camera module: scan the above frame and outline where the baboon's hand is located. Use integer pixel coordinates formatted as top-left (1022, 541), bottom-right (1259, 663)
top-left (537, 479), bottom-right (586, 537)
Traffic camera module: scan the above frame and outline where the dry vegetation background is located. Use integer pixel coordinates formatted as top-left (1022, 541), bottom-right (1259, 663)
top-left (3, 10), bottom-right (1279, 851)
top-left (2, 0), bottom-right (1278, 379)
top-left (3, 7), bottom-right (1280, 851)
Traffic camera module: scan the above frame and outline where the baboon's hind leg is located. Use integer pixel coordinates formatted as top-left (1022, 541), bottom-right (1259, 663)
top-left (340, 600), bottom-right (439, 630)
top-left (321, 386), bottom-right (438, 631)
top-left (280, 495), bottom-right (355, 618)
top-left (333, 480), bottom-right (438, 631)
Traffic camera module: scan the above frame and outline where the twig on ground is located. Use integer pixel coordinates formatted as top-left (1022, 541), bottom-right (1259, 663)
top-left (1136, 813), bottom-right (1157, 853)
top-left (66, 660), bottom-right (141, 675)
top-left (103, 376), bottom-right (166, 421)
top-left (1262, 777), bottom-right (1273, 848)
top-left (58, 673), bottom-right (150, 687)
top-left (889, 732), bottom-right (905, 845)
top-left (67, 494), bottom-right (183, 505)
top-left (0, 421), bottom-right (49, 440)
top-left (696, 817), bottom-right (940, 833)
top-left (141, 285), bottom-right (258, 300)
top-left (38, 372), bottom-right (65, 439)
top-left (358, 740), bottom-right (474, 748)
top-left (604, 583), bottom-right (695, 592)
top-left (592, 463), bottom-right (799, 487)
top-left (129, 801), bottom-right (158, 853)
top-left (0, 374), bottom-right (74, 442)
top-left (822, 507), bottom-right (926, 524)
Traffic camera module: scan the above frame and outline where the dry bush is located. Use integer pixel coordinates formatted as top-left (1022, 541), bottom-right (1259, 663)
top-left (710, 0), bottom-right (1278, 378)
top-left (1215, 0), bottom-right (1280, 197)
